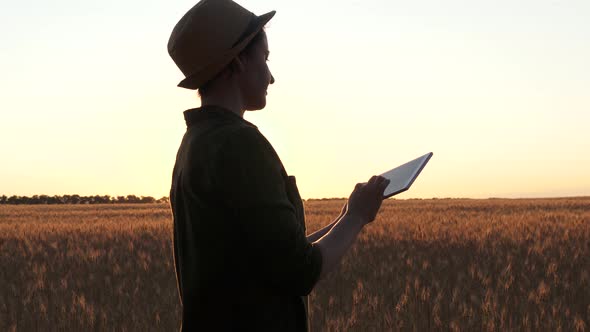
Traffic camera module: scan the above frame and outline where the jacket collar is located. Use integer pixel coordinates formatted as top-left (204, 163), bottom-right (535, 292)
top-left (183, 105), bottom-right (257, 129)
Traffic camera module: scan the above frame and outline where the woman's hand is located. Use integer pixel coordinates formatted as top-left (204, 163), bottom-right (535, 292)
top-left (346, 175), bottom-right (390, 225)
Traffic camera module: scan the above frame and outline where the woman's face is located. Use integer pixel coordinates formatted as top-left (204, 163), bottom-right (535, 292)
top-left (239, 32), bottom-right (275, 111)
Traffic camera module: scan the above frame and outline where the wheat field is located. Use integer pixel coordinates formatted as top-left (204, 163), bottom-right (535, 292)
top-left (1, 198), bottom-right (589, 331)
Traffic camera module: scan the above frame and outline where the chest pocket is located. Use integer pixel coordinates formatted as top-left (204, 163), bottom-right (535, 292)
top-left (284, 175), bottom-right (306, 234)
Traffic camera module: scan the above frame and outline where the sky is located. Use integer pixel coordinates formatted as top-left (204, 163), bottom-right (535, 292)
top-left (1, 0), bottom-right (589, 200)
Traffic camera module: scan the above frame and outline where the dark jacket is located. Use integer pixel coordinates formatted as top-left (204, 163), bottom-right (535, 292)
top-left (170, 105), bottom-right (323, 331)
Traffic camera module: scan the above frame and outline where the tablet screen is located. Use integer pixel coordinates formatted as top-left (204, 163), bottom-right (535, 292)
top-left (380, 152), bottom-right (433, 198)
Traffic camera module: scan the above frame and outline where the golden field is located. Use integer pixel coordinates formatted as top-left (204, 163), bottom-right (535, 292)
top-left (1, 198), bottom-right (589, 331)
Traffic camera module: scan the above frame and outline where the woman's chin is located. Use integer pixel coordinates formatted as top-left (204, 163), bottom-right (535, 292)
top-left (247, 98), bottom-right (267, 111)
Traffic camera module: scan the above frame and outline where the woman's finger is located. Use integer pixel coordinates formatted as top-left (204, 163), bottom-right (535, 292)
top-left (368, 175), bottom-right (378, 185)
top-left (380, 180), bottom-right (390, 195)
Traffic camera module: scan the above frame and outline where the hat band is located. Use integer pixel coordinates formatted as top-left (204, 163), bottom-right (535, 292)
top-left (231, 13), bottom-right (261, 48)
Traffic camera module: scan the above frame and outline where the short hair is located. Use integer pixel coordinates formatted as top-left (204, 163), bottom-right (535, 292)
top-left (198, 28), bottom-right (266, 98)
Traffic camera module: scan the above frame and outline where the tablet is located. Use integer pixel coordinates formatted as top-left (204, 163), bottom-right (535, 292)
top-left (380, 152), bottom-right (433, 198)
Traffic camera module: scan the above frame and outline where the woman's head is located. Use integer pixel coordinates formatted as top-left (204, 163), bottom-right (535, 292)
top-left (168, 0), bottom-right (276, 102)
top-left (198, 29), bottom-right (275, 111)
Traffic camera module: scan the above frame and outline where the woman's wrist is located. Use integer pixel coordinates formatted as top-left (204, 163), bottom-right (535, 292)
top-left (343, 211), bottom-right (367, 228)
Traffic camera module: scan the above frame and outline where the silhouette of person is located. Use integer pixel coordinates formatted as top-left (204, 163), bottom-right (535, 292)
top-left (167, 1), bottom-right (389, 331)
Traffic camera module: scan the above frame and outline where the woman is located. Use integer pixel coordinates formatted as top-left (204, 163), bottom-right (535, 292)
top-left (167, 1), bottom-right (390, 331)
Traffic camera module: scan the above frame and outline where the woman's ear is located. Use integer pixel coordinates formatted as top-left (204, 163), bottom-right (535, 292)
top-left (221, 56), bottom-right (246, 79)
top-left (232, 55), bottom-right (247, 73)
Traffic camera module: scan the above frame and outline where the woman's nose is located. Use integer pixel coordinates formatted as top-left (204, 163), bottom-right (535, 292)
top-left (270, 74), bottom-right (275, 84)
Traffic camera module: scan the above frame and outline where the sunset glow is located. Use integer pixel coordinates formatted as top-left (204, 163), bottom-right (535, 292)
top-left (1, 0), bottom-right (588, 199)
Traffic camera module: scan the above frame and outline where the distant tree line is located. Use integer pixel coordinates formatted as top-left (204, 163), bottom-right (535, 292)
top-left (0, 195), bottom-right (170, 205)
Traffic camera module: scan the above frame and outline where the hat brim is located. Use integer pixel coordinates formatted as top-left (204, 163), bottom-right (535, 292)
top-left (178, 10), bottom-right (275, 90)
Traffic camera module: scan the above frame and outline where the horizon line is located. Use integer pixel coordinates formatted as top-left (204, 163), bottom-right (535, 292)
top-left (1, 193), bottom-right (589, 201)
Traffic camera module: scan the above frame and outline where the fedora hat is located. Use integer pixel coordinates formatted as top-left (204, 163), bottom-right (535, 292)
top-left (168, 0), bottom-right (275, 90)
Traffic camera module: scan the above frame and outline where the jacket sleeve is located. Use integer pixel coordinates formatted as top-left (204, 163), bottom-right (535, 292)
top-left (213, 126), bottom-right (323, 296)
